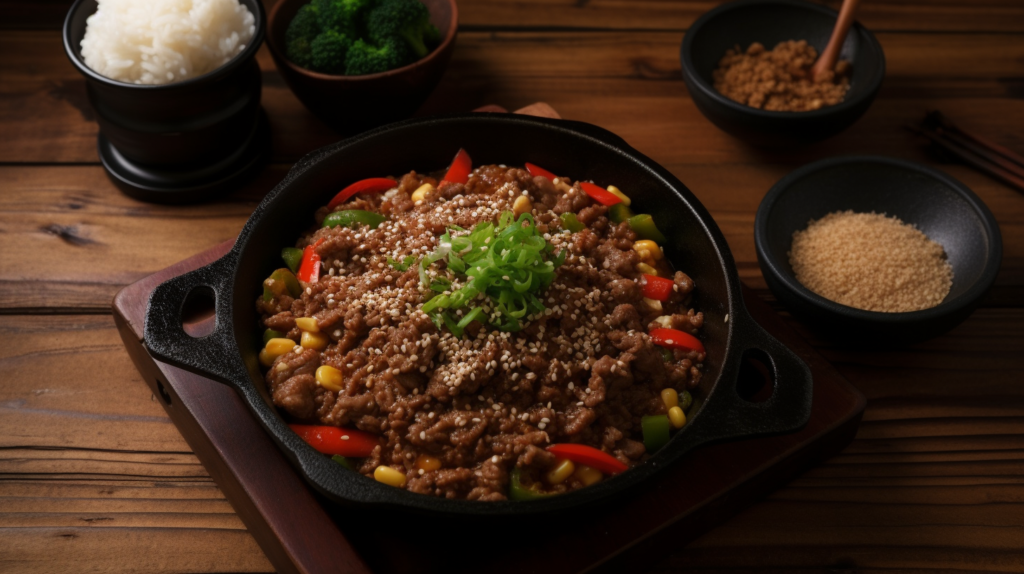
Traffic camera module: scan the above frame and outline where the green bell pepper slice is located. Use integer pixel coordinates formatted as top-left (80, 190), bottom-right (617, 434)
top-left (509, 467), bottom-right (555, 501)
top-left (323, 210), bottom-right (387, 230)
top-left (642, 414), bottom-right (671, 453)
top-left (560, 212), bottom-right (585, 233)
top-left (608, 203), bottom-right (634, 224)
top-left (628, 214), bottom-right (667, 243)
top-left (262, 268), bottom-right (302, 302)
top-left (281, 247), bottom-right (303, 273)
top-left (331, 454), bottom-right (353, 470)
top-left (262, 329), bottom-right (286, 344)
top-left (679, 390), bottom-right (693, 411)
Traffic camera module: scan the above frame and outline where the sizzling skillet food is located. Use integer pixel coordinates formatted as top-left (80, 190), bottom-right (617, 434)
top-left (256, 150), bottom-right (706, 500)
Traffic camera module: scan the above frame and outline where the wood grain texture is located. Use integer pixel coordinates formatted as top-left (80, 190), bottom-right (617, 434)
top-left (3, 31), bottom-right (1023, 164)
top-left (2, 0), bottom-right (1024, 570)
top-left (4, 0), bottom-right (1024, 32)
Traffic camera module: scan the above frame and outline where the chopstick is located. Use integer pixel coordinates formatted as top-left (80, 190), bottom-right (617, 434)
top-left (924, 111), bottom-right (1024, 170)
top-left (908, 112), bottom-right (1024, 194)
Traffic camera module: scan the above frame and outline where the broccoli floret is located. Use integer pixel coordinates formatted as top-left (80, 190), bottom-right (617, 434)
top-left (314, 0), bottom-right (375, 38)
top-left (366, 0), bottom-right (440, 59)
top-left (344, 38), bottom-right (409, 75)
top-left (285, 4), bottom-right (322, 68)
top-left (310, 29), bottom-right (353, 74)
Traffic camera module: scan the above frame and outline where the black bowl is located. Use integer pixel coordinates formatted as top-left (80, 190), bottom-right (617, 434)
top-left (144, 113), bottom-right (813, 516)
top-left (680, 0), bottom-right (886, 146)
top-left (63, 0), bottom-right (270, 202)
top-left (755, 156), bottom-right (1002, 346)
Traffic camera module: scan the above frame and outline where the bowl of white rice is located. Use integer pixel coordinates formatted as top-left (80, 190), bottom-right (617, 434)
top-left (63, 0), bottom-right (269, 202)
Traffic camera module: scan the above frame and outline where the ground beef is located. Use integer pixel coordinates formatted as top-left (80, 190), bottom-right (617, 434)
top-left (258, 163), bottom-right (706, 500)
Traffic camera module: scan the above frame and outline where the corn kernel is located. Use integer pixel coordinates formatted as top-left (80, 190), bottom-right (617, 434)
top-left (265, 337), bottom-right (296, 356)
top-left (633, 240), bottom-right (662, 260)
top-left (661, 388), bottom-right (679, 410)
top-left (573, 464), bottom-right (603, 486)
top-left (668, 406), bottom-right (686, 429)
top-left (301, 331), bottom-right (329, 351)
top-left (637, 262), bottom-right (658, 276)
top-left (643, 297), bottom-right (663, 313)
top-left (606, 185), bottom-right (631, 206)
top-left (545, 458), bottom-right (575, 485)
top-left (513, 195), bottom-right (533, 217)
top-left (295, 317), bottom-right (319, 332)
top-left (315, 365), bottom-right (343, 392)
top-left (374, 465), bottom-right (407, 487)
top-left (411, 183), bottom-right (434, 202)
top-left (415, 454), bottom-right (441, 471)
top-left (259, 348), bottom-right (275, 367)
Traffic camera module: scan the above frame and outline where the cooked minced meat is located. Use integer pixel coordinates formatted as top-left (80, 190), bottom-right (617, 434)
top-left (257, 164), bottom-right (705, 500)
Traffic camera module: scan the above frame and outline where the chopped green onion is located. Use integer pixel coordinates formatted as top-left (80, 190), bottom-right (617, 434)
top-left (418, 211), bottom-right (564, 336)
top-left (387, 255), bottom-right (416, 271)
top-left (331, 454), bottom-right (352, 470)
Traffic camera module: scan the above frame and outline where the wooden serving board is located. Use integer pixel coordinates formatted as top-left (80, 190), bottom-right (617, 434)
top-left (113, 237), bottom-right (865, 574)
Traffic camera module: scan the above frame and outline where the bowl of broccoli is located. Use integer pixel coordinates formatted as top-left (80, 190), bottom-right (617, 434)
top-left (267, 0), bottom-right (457, 133)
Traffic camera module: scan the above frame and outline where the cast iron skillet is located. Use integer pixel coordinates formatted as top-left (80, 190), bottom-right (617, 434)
top-left (144, 113), bottom-right (813, 516)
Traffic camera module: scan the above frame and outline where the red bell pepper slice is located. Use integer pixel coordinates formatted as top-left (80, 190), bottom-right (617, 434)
top-left (649, 328), bottom-right (705, 354)
top-left (579, 182), bottom-right (622, 206)
top-left (296, 238), bottom-right (324, 283)
top-left (546, 443), bottom-right (628, 475)
top-left (441, 148), bottom-right (472, 185)
top-left (525, 162), bottom-right (557, 182)
top-left (327, 178), bottom-right (398, 210)
top-left (641, 274), bottom-right (674, 301)
top-left (289, 424), bottom-right (379, 458)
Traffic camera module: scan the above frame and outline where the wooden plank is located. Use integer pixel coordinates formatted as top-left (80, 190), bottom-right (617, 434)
top-left (2, 31), bottom-right (1023, 164)
top-left (5, 0), bottom-right (1024, 32)
top-left (0, 315), bottom-right (191, 451)
top-left (0, 527), bottom-right (272, 574)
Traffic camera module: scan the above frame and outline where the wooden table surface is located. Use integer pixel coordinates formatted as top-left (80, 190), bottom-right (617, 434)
top-left (2, 1), bottom-right (1023, 572)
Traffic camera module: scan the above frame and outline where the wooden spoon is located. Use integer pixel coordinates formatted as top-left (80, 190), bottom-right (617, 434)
top-left (811, 0), bottom-right (861, 81)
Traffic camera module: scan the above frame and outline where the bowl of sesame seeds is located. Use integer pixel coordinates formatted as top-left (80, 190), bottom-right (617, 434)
top-left (755, 155), bottom-right (1002, 346)
top-left (144, 112), bottom-right (813, 515)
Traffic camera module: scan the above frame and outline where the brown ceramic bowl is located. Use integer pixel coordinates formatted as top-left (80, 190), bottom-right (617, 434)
top-left (267, 0), bottom-right (458, 134)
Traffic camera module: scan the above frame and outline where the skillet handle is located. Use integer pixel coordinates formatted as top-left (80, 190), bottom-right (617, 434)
top-left (144, 250), bottom-right (249, 388)
top-left (673, 307), bottom-right (813, 451)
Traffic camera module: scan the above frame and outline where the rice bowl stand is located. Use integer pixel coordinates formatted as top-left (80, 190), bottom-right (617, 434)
top-left (62, 0), bottom-right (272, 203)
top-left (2, 1), bottom-right (1024, 572)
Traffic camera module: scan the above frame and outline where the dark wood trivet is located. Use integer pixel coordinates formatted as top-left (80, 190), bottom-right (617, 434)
top-left (113, 239), bottom-right (864, 574)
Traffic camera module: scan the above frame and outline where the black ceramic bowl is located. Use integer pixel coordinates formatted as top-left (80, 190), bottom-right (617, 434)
top-left (63, 0), bottom-right (269, 202)
top-left (680, 0), bottom-right (886, 146)
top-left (755, 156), bottom-right (1002, 346)
top-left (144, 113), bottom-right (813, 516)
top-left (266, 0), bottom-right (458, 134)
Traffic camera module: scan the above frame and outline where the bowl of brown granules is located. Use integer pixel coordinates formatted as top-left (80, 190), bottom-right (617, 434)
top-left (680, 0), bottom-right (885, 146)
top-left (755, 156), bottom-right (1002, 346)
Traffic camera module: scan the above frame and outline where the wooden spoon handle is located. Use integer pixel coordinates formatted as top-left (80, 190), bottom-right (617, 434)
top-left (812, 0), bottom-right (861, 80)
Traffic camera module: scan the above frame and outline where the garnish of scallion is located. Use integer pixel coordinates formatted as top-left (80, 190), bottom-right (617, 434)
top-left (419, 211), bottom-right (565, 336)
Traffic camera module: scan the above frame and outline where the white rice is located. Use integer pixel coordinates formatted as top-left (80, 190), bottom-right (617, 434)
top-left (81, 0), bottom-right (256, 85)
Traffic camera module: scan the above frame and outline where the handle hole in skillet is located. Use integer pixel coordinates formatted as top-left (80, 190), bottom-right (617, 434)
top-left (736, 348), bottom-right (775, 403)
top-left (181, 285), bottom-right (216, 338)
